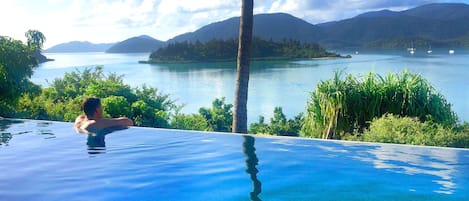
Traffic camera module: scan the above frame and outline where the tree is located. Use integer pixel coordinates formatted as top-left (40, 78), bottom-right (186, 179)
top-left (199, 98), bottom-right (233, 132)
top-left (25, 29), bottom-right (46, 51)
top-left (0, 36), bottom-right (38, 104)
top-left (232, 0), bottom-right (254, 134)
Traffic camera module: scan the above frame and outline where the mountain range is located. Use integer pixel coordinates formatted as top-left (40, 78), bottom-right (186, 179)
top-left (44, 41), bottom-right (115, 53)
top-left (46, 3), bottom-right (469, 53)
top-left (105, 35), bottom-right (165, 53)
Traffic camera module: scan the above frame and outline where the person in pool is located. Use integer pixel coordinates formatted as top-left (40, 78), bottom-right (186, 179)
top-left (74, 97), bottom-right (133, 131)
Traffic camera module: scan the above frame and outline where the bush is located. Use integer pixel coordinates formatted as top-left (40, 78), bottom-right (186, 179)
top-left (249, 107), bottom-right (303, 136)
top-left (171, 98), bottom-right (233, 132)
top-left (0, 35), bottom-right (40, 115)
top-left (198, 97), bottom-right (233, 132)
top-left (171, 113), bottom-right (209, 131)
top-left (102, 96), bottom-right (131, 118)
top-left (302, 70), bottom-right (458, 139)
top-left (13, 67), bottom-right (176, 128)
top-left (351, 114), bottom-right (469, 148)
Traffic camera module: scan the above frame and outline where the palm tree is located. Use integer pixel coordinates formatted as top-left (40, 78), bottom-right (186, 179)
top-left (232, 0), bottom-right (254, 133)
top-left (25, 29), bottom-right (46, 51)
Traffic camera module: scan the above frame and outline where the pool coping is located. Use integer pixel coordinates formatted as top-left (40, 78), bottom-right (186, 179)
top-left (2, 117), bottom-right (468, 151)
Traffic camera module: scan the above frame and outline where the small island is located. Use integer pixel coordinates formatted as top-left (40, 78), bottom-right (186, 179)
top-left (140, 37), bottom-right (350, 64)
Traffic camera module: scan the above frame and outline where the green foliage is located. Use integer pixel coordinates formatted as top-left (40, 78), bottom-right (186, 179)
top-left (302, 70), bottom-right (458, 139)
top-left (14, 66), bottom-right (175, 128)
top-left (199, 98), bottom-right (233, 132)
top-left (149, 37), bottom-right (337, 63)
top-left (25, 29), bottom-right (46, 51)
top-left (348, 114), bottom-right (469, 148)
top-left (0, 36), bottom-right (38, 103)
top-left (131, 100), bottom-right (170, 128)
top-left (171, 98), bottom-right (233, 132)
top-left (249, 107), bottom-right (303, 136)
top-left (170, 113), bottom-right (209, 131)
top-left (102, 96), bottom-right (131, 118)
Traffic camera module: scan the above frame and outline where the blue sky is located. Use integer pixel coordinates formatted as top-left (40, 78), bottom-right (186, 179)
top-left (1, 0), bottom-right (468, 48)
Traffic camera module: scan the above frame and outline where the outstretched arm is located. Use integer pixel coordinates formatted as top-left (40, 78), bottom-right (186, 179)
top-left (91, 117), bottom-right (133, 129)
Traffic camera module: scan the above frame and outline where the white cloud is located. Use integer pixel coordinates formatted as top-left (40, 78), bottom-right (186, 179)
top-left (0, 0), bottom-right (30, 42)
top-left (2, 0), bottom-right (468, 48)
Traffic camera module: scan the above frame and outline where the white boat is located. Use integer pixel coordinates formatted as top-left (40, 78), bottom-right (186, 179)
top-left (408, 42), bottom-right (415, 55)
top-left (449, 49), bottom-right (455, 54)
top-left (427, 46), bottom-right (432, 54)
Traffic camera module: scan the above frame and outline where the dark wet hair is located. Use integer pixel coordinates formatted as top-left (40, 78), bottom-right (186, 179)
top-left (82, 97), bottom-right (101, 117)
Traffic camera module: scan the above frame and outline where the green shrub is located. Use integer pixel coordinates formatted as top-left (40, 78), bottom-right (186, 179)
top-left (171, 113), bottom-right (209, 131)
top-left (249, 107), bottom-right (303, 136)
top-left (302, 70), bottom-right (458, 139)
top-left (198, 98), bottom-right (233, 132)
top-left (13, 67), bottom-right (176, 128)
top-left (102, 96), bottom-right (131, 118)
top-left (352, 114), bottom-right (469, 148)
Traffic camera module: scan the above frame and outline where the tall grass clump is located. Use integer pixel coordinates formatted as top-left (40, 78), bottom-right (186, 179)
top-left (302, 70), bottom-right (457, 139)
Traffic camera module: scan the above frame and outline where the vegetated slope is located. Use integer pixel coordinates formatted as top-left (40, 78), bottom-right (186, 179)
top-left (106, 35), bottom-right (165, 53)
top-left (168, 13), bottom-right (320, 44)
top-left (167, 3), bottom-right (469, 48)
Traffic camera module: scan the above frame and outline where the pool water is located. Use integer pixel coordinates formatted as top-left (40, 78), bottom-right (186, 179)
top-left (1, 118), bottom-right (468, 201)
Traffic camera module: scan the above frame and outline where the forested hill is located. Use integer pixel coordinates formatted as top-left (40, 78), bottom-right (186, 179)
top-left (45, 3), bottom-right (469, 52)
top-left (316, 3), bottom-right (469, 48)
top-left (168, 13), bottom-right (320, 44)
top-left (145, 38), bottom-right (344, 63)
top-left (167, 3), bottom-right (469, 49)
top-left (106, 35), bottom-right (165, 53)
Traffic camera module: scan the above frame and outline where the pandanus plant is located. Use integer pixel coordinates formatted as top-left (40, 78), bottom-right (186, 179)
top-left (302, 70), bottom-right (457, 139)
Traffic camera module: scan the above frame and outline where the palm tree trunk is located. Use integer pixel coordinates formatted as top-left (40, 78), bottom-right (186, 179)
top-left (232, 0), bottom-right (254, 134)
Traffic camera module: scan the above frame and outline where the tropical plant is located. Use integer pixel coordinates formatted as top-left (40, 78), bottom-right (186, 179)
top-left (0, 35), bottom-right (39, 115)
top-left (14, 66), bottom-right (176, 128)
top-left (171, 98), bottom-right (233, 132)
top-left (232, 0), bottom-right (254, 134)
top-left (25, 29), bottom-right (46, 51)
top-left (302, 70), bottom-right (458, 139)
top-left (249, 107), bottom-right (303, 136)
top-left (200, 98), bottom-right (233, 132)
top-left (170, 113), bottom-right (209, 131)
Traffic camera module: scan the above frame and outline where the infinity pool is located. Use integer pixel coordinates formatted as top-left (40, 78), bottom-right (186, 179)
top-left (1, 118), bottom-right (468, 200)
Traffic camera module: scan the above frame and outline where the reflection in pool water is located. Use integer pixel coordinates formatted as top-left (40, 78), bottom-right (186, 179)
top-left (347, 143), bottom-right (461, 195)
top-left (79, 126), bottom-right (130, 155)
top-left (243, 136), bottom-right (262, 201)
top-left (0, 118), bottom-right (468, 200)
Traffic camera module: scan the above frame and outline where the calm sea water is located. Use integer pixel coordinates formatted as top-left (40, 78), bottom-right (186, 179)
top-left (33, 49), bottom-right (469, 123)
top-left (1, 119), bottom-right (468, 200)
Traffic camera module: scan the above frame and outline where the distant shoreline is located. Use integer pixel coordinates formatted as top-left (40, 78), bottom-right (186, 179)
top-left (139, 55), bottom-right (351, 64)
top-left (309, 55), bottom-right (352, 60)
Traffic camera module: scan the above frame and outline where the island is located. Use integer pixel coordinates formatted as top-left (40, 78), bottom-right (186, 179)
top-left (140, 37), bottom-right (350, 64)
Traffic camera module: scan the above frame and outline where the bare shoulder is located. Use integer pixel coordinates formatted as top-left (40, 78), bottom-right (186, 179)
top-left (74, 115), bottom-right (98, 132)
top-left (74, 115), bottom-right (86, 129)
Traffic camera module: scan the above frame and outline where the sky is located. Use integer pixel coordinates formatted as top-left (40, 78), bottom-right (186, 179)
top-left (1, 0), bottom-right (468, 48)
